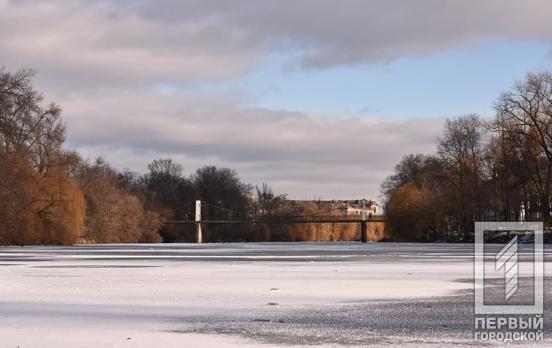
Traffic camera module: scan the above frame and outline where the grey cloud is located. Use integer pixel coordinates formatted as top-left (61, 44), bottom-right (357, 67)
top-left (0, 1), bottom-right (260, 91)
top-left (62, 91), bottom-right (442, 198)
top-left (2, 0), bottom-right (529, 198)
top-left (2, 0), bottom-right (552, 92)
top-left (114, 0), bottom-right (552, 68)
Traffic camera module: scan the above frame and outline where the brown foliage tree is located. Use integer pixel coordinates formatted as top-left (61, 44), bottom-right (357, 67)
top-left (77, 159), bottom-right (162, 243)
top-left (385, 184), bottom-right (444, 242)
top-left (0, 69), bottom-right (85, 245)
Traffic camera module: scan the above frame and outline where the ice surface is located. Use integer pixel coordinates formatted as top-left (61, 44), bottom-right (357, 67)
top-left (0, 242), bottom-right (549, 347)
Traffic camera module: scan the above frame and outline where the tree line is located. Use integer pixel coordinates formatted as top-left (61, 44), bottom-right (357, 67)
top-left (382, 71), bottom-right (552, 242)
top-left (2, 68), bottom-right (365, 245)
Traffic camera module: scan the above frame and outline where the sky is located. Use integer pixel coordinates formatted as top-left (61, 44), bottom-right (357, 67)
top-left (1, 0), bottom-right (552, 200)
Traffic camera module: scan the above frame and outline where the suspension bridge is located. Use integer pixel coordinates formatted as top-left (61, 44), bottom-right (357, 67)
top-left (165, 200), bottom-right (385, 243)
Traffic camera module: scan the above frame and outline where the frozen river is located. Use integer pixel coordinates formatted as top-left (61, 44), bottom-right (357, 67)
top-left (0, 242), bottom-right (550, 347)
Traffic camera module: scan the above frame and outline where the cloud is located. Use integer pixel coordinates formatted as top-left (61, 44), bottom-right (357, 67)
top-left (62, 90), bottom-right (442, 199)
top-left (0, 0), bottom-right (261, 91)
top-left (2, 0), bottom-right (552, 91)
top-left (2, 0), bottom-right (544, 198)
top-left (121, 0), bottom-right (552, 68)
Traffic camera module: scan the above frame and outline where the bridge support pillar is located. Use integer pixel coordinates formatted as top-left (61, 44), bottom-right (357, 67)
top-left (195, 200), bottom-right (202, 244)
top-left (361, 220), bottom-right (367, 243)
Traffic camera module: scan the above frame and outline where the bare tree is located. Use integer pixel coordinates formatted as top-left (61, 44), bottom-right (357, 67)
top-left (0, 69), bottom-right (66, 174)
top-left (381, 153), bottom-right (443, 200)
top-left (495, 72), bottom-right (552, 224)
top-left (142, 158), bottom-right (193, 218)
top-left (191, 165), bottom-right (251, 212)
top-left (250, 183), bottom-right (287, 218)
top-left (437, 114), bottom-right (485, 238)
top-left (147, 158), bottom-right (183, 178)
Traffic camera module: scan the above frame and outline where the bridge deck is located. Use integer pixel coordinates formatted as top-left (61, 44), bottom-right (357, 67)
top-left (167, 217), bottom-right (385, 224)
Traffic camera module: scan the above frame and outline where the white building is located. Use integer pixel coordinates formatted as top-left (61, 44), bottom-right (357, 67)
top-left (336, 199), bottom-right (379, 217)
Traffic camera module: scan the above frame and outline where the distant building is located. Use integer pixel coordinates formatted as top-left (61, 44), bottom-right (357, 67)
top-left (336, 199), bottom-right (379, 216)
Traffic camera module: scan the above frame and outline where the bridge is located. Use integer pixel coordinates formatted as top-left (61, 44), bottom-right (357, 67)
top-left (165, 200), bottom-right (385, 243)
